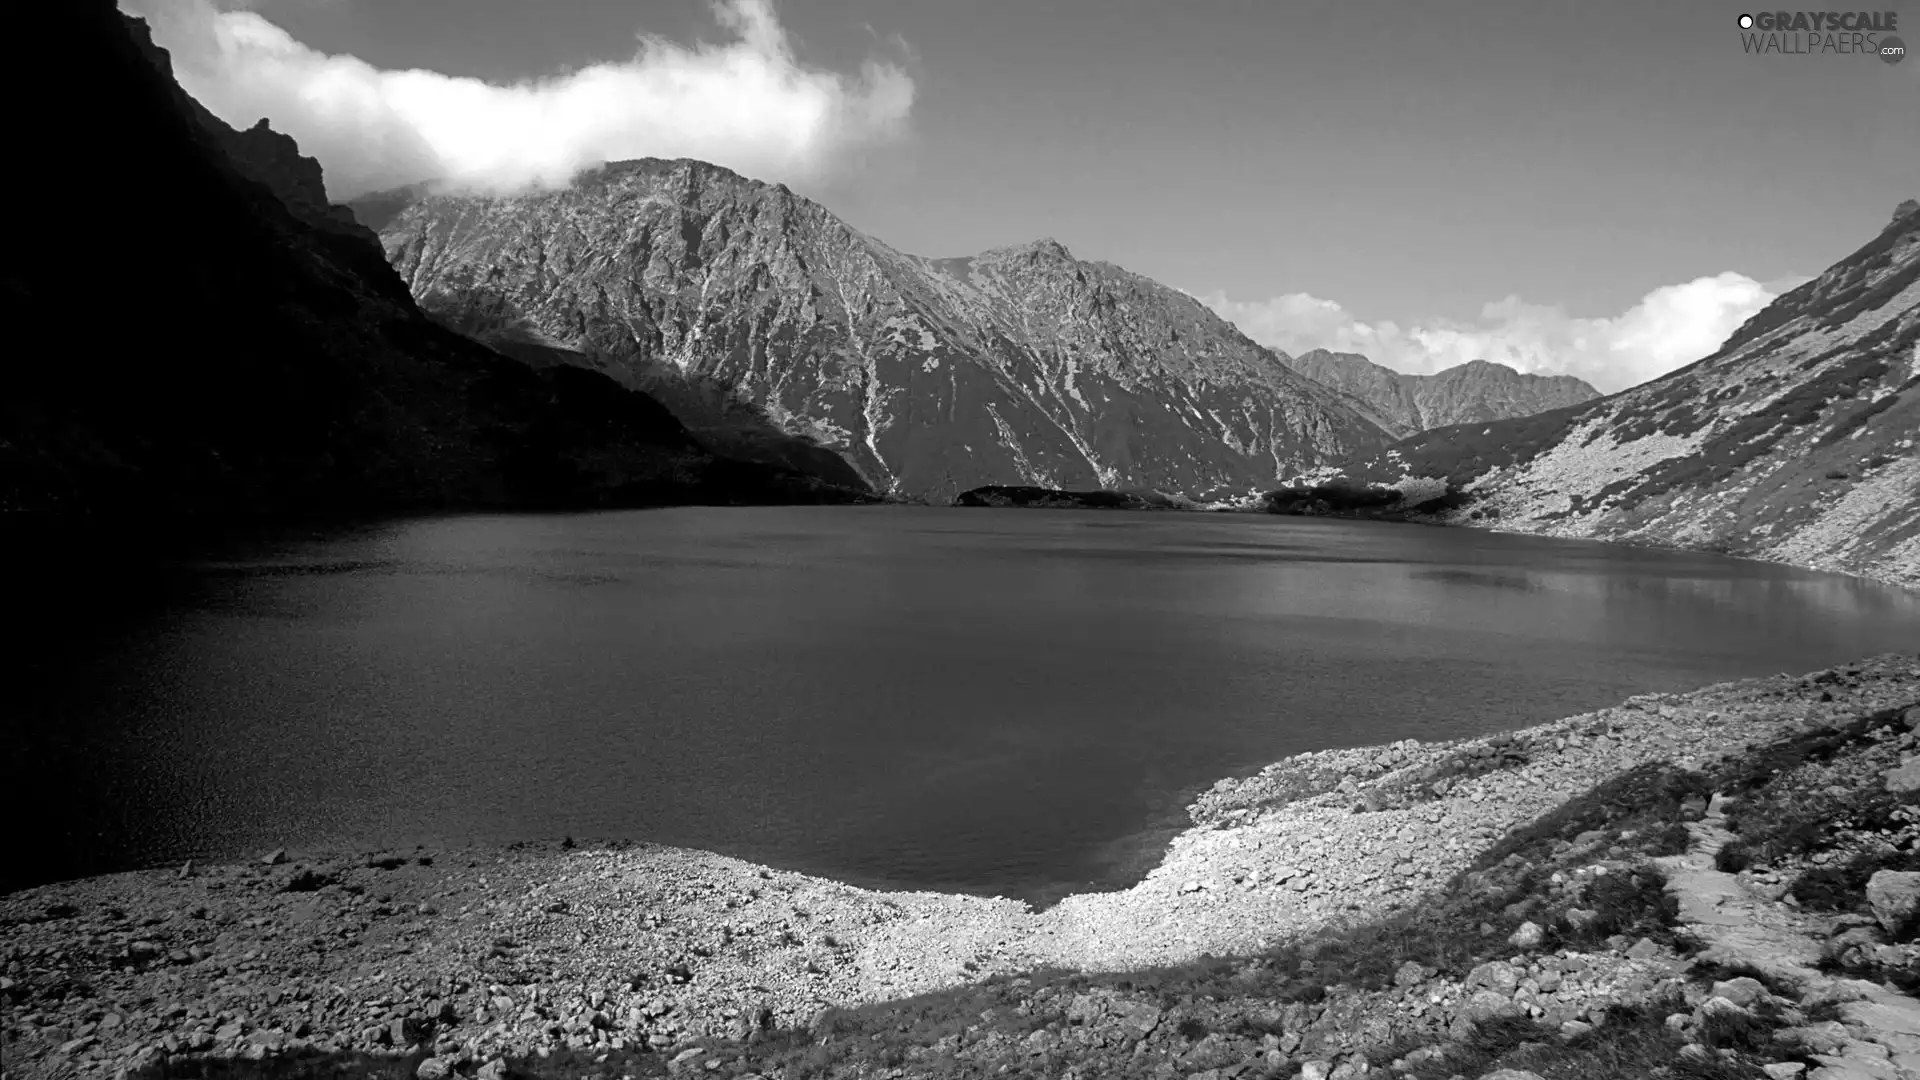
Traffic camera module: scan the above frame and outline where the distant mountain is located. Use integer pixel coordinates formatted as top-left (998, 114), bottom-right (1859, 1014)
top-left (1324, 201), bottom-right (1920, 588)
top-left (1279, 351), bottom-right (1601, 439)
top-left (0, 3), bottom-right (859, 541)
top-left (353, 161), bottom-right (1390, 502)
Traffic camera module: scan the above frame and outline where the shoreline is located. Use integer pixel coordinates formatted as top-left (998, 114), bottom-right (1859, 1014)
top-left (946, 492), bottom-right (1920, 593)
top-left (6, 653), bottom-right (1918, 1078)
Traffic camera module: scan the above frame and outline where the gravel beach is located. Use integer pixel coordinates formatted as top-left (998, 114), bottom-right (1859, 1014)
top-left (4, 654), bottom-right (1917, 1080)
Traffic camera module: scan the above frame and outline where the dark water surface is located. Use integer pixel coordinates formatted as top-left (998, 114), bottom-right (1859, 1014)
top-left (9, 507), bottom-right (1918, 904)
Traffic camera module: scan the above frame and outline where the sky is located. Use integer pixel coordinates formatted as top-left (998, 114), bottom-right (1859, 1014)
top-left (124, 0), bottom-right (1920, 393)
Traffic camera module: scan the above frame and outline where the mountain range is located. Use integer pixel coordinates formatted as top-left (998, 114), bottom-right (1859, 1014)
top-left (1278, 351), bottom-right (1601, 440)
top-left (1324, 201), bottom-right (1920, 587)
top-left (0, 2), bottom-right (860, 547)
top-left (352, 161), bottom-right (1395, 502)
top-left (16, 1), bottom-right (1915, 592)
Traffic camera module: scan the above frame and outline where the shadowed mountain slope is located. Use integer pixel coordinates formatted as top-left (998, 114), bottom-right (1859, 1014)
top-left (0, 3), bottom-right (862, 552)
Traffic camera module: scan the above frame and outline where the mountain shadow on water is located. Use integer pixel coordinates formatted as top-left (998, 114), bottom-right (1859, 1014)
top-left (0, 0), bottom-right (869, 560)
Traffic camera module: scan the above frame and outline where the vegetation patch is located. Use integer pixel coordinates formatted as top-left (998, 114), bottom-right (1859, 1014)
top-left (1814, 373), bottom-right (1917, 450)
top-left (1262, 479), bottom-right (1402, 515)
top-left (951, 485), bottom-right (1149, 510)
top-left (1361, 734), bottom-right (1535, 810)
top-left (1337, 404), bottom-right (1593, 490)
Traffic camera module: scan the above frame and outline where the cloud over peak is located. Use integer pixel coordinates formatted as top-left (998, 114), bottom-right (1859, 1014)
top-left (125, 0), bottom-right (917, 199)
top-left (1200, 271), bottom-right (1797, 394)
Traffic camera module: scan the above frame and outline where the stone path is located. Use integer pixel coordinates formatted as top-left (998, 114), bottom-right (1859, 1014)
top-left (1654, 793), bottom-right (1920, 1080)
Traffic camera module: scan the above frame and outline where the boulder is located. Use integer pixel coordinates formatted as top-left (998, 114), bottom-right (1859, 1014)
top-left (1867, 871), bottom-right (1920, 933)
top-left (1116, 1002), bottom-right (1162, 1038)
top-left (1463, 989), bottom-right (1518, 1022)
top-left (1465, 961), bottom-right (1521, 994)
top-left (1709, 977), bottom-right (1766, 1008)
top-left (1884, 757), bottom-right (1920, 793)
top-left (1508, 921), bottom-right (1544, 949)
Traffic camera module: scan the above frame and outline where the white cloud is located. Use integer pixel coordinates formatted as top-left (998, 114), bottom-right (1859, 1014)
top-left (123, 0), bottom-right (916, 199)
top-left (1199, 272), bottom-right (1792, 394)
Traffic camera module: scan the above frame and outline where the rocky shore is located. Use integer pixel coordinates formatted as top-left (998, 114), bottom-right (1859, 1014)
top-left (4, 655), bottom-right (1919, 1080)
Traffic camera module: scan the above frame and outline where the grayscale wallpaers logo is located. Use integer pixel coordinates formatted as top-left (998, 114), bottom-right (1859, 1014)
top-left (1737, 10), bottom-right (1905, 62)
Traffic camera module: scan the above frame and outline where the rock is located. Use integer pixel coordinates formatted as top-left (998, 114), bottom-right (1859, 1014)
top-left (1466, 961), bottom-right (1521, 994)
top-left (1867, 871), bottom-right (1920, 933)
top-left (1508, 922), bottom-right (1544, 950)
top-left (1117, 1002), bottom-right (1162, 1037)
top-left (1831, 926), bottom-right (1887, 957)
top-left (1478, 1071), bottom-right (1547, 1080)
top-left (1709, 977), bottom-right (1766, 1008)
top-left (1625, 937), bottom-right (1661, 960)
top-left (1463, 989), bottom-right (1517, 1022)
top-left (477, 1059), bottom-right (509, 1080)
top-left (1884, 758), bottom-right (1920, 792)
top-left (1393, 960), bottom-right (1428, 987)
top-left (416, 1056), bottom-right (454, 1079)
top-left (1698, 997), bottom-right (1749, 1020)
top-left (1299, 1062), bottom-right (1333, 1080)
top-left (1779, 1021), bottom-right (1851, 1054)
top-left (261, 848), bottom-right (288, 865)
top-left (1761, 1064), bottom-right (1806, 1079)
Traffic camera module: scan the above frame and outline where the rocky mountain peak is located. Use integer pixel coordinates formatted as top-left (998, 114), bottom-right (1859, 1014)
top-left (362, 174), bottom-right (1389, 499)
top-left (1894, 198), bottom-right (1920, 226)
top-left (1297, 348), bottom-right (1373, 366)
top-left (589, 156), bottom-right (757, 190)
top-left (971, 237), bottom-right (1078, 268)
top-left (1278, 351), bottom-right (1600, 439)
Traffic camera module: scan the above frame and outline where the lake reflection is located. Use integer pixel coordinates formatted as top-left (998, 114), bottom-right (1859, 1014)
top-left (8, 507), bottom-right (1917, 905)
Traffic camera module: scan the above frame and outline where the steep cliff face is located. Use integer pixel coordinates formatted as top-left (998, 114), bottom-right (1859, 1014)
top-left (1281, 350), bottom-right (1601, 438)
top-left (358, 160), bottom-right (1390, 501)
top-left (1328, 202), bottom-right (1920, 588)
top-left (0, 5), bottom-right (855, 541)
